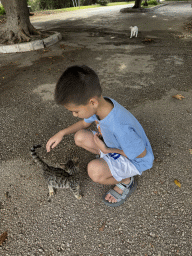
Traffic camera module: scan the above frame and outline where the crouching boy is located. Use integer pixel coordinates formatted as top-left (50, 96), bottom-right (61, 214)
top-left (46, 65), bottom-right (154, 207)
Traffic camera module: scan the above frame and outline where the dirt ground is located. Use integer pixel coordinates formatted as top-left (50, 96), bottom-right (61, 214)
top-left (0, 2), bottom-right (192, 256)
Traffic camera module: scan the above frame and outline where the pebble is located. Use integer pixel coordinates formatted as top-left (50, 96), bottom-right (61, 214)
top-left (150, 232), bottom-right (156, 238)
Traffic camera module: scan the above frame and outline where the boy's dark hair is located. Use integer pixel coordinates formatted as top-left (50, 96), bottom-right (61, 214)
top-left (55, 65), bottom-right (102, 105)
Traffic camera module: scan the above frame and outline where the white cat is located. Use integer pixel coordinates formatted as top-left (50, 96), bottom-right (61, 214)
top-left (130, 26), bottom-right (138, 38)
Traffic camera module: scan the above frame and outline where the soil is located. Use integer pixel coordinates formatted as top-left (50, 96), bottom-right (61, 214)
top-left (0, 3), bottom-right (192, 255)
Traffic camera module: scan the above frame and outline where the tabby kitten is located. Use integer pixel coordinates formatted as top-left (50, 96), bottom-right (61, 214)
top-left (30, 145), bottom-right (82, 200)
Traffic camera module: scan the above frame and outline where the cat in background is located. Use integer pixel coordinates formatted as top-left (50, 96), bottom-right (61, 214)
top-left (30, 145), bottom-right (82, 200)
top-left (130, 26), bottom-right (138, 38)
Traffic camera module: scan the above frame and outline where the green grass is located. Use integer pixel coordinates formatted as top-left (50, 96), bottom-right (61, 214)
top-left (0, 4), bottom-right (5, 15)
top-left (142, 4), bottom-right (159, 8)
top-left (141, 0), bottom-right (162, 8)
top-left (142, 3), bottom-right (161, 8)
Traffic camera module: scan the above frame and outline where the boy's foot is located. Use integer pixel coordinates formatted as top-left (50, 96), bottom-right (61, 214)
top-left (105, 178), bottom-right (131, 203)
top-left (103, 177), bottom-right (137, 207)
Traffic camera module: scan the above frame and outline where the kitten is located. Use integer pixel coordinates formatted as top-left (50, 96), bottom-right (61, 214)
top-left (30, 145), bottom-right (82, 200)
top-left (130, 26), bottom-right (138, 38)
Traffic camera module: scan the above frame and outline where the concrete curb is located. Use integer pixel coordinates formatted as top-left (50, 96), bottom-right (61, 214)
top-left (0, 32), bottom-right (62, 54)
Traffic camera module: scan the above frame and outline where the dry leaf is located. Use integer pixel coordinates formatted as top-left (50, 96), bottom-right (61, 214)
top-left (142, 38), bottom-right (154, 43)
top-left (172, 94), bottom-right (185, 100)
top-left (0, 231), bottom-right (8, 246)
top-left (60, 44), bottom-right (66, 49)
top-left (99, 221), bottom-right (106, 231)
top-left (174, 179), bottom-right (181, 188)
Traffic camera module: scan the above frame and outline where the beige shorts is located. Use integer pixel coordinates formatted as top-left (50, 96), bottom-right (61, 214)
top-left (100, 151), bottom-right (140, 182)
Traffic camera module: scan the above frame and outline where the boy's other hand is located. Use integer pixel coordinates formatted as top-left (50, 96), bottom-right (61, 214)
top-left (94, 133), bottom-right (108, 154)
top-left (46, 132), bottom-right (64, 152)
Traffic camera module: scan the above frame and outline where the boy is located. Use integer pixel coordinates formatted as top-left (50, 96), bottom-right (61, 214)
top-left (46, 65), bottom-right (154, 207)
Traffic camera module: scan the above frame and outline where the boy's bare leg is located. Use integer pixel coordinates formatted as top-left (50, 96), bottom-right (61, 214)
top-left (75, 129), bottom-right (131, 203)
top-left (88, 158), bottom-right (131, 203)
top-left (74, 129), bottom-right (100, 155)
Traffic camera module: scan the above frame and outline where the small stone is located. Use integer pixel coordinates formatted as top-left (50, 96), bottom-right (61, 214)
top-left (149, 232), bottom-right (156, 238)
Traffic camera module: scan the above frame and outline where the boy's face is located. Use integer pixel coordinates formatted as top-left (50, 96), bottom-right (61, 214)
top-left (64, 100), bottom-right (97, 119)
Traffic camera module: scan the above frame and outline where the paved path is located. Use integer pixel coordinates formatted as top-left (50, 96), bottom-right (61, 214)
top-left (31, 4), bottom-right (134, 26)
top-left (0, 3), bottom-right (192, 255)
top-left (154, 2), bottom-right (192, 16)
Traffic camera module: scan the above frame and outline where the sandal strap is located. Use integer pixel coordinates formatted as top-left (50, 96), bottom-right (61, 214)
top-left (107, 177), bottom-right (135, 201)
top-left (116, 183), bottom-right (126, 191)
top-left (107, 189), bottom-right (122, 200)
top-left (107, 186), bottom-right (130, 201)
top-left (116, 177), bottom-right (134, 190)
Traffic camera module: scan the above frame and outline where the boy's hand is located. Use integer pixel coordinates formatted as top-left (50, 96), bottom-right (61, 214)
top-left (46, 131), bottom-right (64, 152)
top-left (94, 133), bottom-right (109, 154)
top-left (94, 133), bottom-right (128, 158)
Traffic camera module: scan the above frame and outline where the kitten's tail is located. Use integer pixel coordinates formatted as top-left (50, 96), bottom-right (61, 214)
top-left (30, 145), bottom-right (49, 170)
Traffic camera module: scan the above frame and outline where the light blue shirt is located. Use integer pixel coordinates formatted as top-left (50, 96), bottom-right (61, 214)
top-left (84, 97), bottom-right (154, 173)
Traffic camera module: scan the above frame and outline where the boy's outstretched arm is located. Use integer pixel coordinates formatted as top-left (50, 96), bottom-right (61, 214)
top-left (46, 120), bottom-right (91, 152)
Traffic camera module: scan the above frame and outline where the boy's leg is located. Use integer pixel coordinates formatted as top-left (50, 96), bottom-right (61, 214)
top-left (74, 129), bottom-right (100, 155)
top-left (87, 158), bottom-right (131, 203)
top-left (74, 129), bottom-right (131, 203)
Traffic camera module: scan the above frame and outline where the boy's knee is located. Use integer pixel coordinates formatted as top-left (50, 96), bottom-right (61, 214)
top-left (74, 130), bottom-right (85, 146)
top-left (87, 160), bottom-right (103, 183)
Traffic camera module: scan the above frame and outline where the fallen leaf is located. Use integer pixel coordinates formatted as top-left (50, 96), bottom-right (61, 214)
top-left (0, 231), bottom-right (8, 246)
top-left (172, 94), bottom-right (185, 100)
top-left (99, 221), bottom-right (106, 231)
top-left (174, 179), bottom-right (181, 188)
top-left (60, 44), bottom-right (66, 49)
top-left (189, 149), bottom-right (192, 155)
top-left (142, 38), bottom-right (154, 43)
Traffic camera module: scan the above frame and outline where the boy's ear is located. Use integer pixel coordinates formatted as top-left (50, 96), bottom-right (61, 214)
top-left (89, 97), bottom-right (98, 107)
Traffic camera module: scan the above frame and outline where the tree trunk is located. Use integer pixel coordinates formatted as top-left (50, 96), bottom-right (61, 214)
top-left (1, 0), bottom-right (40, 44)
top-left (133, 0), bottom-right (142, 8)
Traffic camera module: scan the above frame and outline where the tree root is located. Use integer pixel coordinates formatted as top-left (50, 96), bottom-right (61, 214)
top-left (0, 24), bottom-right (42, 44)
top-left (18, 29), bottom-right (31, 42)
top-left (30, 24), bottom-right (41, 36)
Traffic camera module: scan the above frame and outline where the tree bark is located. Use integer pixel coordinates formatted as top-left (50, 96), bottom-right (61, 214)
top-left (133, 0), bottom-right (142, 8)
top-left (1, 0), bottom-right (40, 43)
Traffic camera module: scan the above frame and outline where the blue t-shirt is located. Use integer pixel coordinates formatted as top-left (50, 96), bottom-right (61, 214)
top-left (84, 97), bottom-right (154, 174)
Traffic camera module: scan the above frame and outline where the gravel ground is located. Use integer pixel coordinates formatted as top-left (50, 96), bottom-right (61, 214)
top-left (0, 2), bottom-right (192, 255)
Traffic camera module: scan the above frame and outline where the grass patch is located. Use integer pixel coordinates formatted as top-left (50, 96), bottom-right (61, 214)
top-left (142, 3), bottom-right (161, 8)
top-left (141, 0), bottom-right (162, 8)
top-left (0, 4), bottom-right (5, 15)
